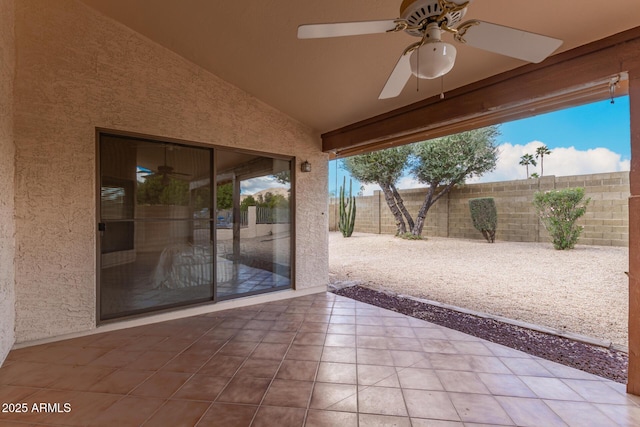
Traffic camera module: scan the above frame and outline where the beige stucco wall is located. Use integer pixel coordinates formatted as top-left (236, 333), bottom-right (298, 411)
top-left (0, 0), bottom-right (16, 363)
top-left (12, 0), bottom-right (328, 343)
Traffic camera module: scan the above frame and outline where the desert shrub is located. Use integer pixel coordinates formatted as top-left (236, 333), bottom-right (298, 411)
top-left (533, 187), bottom-right (590, 250)
top-left (469, 198), bottom-right (497, 243)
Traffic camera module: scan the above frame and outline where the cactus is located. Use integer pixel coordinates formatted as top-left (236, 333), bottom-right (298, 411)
top-left (338, 177), bottom-right (356, 237)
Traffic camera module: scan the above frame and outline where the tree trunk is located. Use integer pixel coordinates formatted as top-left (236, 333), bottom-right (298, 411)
top-left (411, 181), bottom-right (457, 236)
top-left (412, 185), bottom-right (435, 236)
top-left (390, 184), bottom-right (414, 231)
top-left (380, 183), bottom-right (407, 235)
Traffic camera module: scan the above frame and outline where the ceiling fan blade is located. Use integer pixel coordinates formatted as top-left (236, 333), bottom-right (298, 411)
top-left (457, 21), bottom-right (563, 63)
top-left (379, 53), bottom-right (412, 99)
top-left (298, 20), bottom-right (398, 39)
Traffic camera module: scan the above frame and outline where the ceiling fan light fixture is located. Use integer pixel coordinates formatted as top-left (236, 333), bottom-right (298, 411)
top-left (409, 41), bottom-right (457, 79)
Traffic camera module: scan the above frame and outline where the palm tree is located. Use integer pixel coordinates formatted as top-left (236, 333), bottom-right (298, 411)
top-left (535, 145), bottom-right (552, 176)
top-left (519, 153), bottom-right (537, 178)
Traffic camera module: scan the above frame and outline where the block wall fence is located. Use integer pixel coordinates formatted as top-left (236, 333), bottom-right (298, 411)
top-left (329, 172), bottom-right (630, 247)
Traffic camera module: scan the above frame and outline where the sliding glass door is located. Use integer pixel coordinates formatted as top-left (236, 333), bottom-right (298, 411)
top-left (98, 133), bottom-right (292, 321)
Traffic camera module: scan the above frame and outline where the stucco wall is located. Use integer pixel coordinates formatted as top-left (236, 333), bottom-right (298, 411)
top-left (0, 0), bottom-right (16, 363)
top-left (13, 0), bottom-right (327, 342)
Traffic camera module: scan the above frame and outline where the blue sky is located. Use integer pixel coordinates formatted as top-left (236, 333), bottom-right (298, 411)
top-left (330, 95), bottom-right (631, 196)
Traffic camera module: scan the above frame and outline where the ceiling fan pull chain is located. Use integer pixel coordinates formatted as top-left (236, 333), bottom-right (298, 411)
top-left (416, 47), bottom-right (420, 92)
top-left (609, 74), bottom-right (621, 104)
top-left (440, 76), bottom-right (445, 99)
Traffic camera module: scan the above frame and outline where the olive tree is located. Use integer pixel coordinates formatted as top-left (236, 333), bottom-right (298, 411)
top-left (342, 146), bottom-right (413, 235)
top-left (410, 126), bottom-right (499, 236)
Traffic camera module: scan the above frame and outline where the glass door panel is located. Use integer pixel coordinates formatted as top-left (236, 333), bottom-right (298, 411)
top-left (215, 151), bottom-right (292, 299)
top-left (99, 135), bottom-right (213, 320)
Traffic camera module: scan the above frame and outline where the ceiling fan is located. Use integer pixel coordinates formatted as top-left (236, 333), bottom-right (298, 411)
top-left (138, 146), bottom-right (190, 186)
top-left (297, 0), bottom-right (563, 99)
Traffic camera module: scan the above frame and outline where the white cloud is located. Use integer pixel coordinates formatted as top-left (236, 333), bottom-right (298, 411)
top-left (240, 176), bottom-right (288, 195)
top-left (349, 142), bottom-right (629, 193)
top-left (470, 141), bottom-right (630, 183)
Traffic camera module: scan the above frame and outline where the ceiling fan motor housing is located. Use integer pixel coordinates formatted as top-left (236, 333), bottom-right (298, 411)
top-left (399, 0), bottom-right (469, 37)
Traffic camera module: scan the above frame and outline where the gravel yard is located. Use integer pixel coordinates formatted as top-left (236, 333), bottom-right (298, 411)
top-left (329, 232), bottom-right (629, 347)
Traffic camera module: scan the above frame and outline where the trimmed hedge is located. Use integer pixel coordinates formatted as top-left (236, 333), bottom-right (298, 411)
top-left (469, 197), bottom-right (497, 243)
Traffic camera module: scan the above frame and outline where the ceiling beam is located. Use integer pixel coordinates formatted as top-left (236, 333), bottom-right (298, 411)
top-left (322, 26), bottom-right (640, 157)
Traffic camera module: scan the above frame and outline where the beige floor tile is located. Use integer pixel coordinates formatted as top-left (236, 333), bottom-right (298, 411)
top-left (477, 373), bottom-right (536, 398)
top-left (143, 399), bottom-right (210, 427)
top-left (436, 370), bottom-right (491, 394)
top-left (316, 362), bottom-right (357, 384)
top-left (595, 402), bottom-right (640, 426)
top-left (309, 383), bottom-right (358, 412)
top-left (496, 396), bottom-right (567, 427)
top-left (358, 386), bottom-right (408, 417)
top-left (402, 389), bottom-right (460, 420)
top-left (130, 371), bottom-right (191, 398)
top-left (500, 357), bottom-right (554, 377)
top-left (235, 358), bottom-right (281, 379)
top-left (449, 393), bottom-right (514, 425)
top-left (198, 403), bottom-right (257, 427)
top-left (520, 376), bottom-right (584, 401)
top-left (321, 346), bottom-right (357, 363)
top-left (563, 378), bottom-right (634, 404)
top-left (357, 365), bottom-right (399, 387)
top-left (286, 344), bottom-right (324, 361)
top-left (545, 400), bottom-right (618, 427)
top-left (359, 413), bottom-right (412, 426)
top-left (87, 395), bottom-right (164, 427)
top-left (262, 378), bottom-right (313, 408)
top-left (172, 374), bottom-right (230, 401)
top-left (410, 419), bottom-right (464, 427)
top-left (327, 323), bottom-right (357, 334)
top-left (305, 409), bottom-right (358, 427)
top-left (252, 406), bottom-right (306, 427)
top-left (277, 359), bottom-right (319, 381)
top-left (324, 334), bottom-right (356, 347)
top-left (397, 367), bottom-right (443, 391)
top-left (357, 348), bottom-right (395, 366)
top-left (216, 376), bottom-right (271, 404)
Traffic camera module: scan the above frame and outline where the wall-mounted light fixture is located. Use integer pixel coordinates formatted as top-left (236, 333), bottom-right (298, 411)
top-left (301, 160), bottom-right (311, 173)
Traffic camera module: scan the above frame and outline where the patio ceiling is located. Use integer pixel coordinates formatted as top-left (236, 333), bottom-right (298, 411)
top-left (79, 0), bottom-right (640, 135)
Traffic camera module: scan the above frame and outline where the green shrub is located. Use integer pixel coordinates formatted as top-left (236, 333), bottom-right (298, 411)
top-left (469, 198), bottom-right (497, 243)
top-left (533, 187), bottom-right (590, 250)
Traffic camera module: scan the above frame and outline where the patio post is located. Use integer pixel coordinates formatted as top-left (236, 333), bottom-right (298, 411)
top-left (628, 68), bottom-right (640, 395)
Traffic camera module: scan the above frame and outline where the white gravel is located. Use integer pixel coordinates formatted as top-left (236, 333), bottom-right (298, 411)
top-left (329, 232), bottom-right (629, 347)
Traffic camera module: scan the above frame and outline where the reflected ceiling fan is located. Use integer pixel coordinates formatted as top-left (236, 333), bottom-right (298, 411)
top-left (138, 146), bottom-right (190, 186)
top-left (297, 0), bottom-right (563, 99)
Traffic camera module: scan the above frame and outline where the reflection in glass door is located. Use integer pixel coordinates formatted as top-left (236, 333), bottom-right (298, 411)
top-left (99, 134), bottom-right (213, 320)
top-left (215, 151), bottom-right (292, 299)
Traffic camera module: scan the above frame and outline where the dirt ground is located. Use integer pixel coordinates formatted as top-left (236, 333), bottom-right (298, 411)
top-left (329, 232), bottom-right (629, 347)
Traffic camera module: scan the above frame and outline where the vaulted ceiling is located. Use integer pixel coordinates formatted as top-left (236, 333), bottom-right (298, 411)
top-left (79, 0), bottom-right (640, 135)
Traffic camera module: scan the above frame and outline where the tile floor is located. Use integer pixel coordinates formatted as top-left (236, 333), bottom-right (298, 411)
top-left (1, 292), bottom-right (639, 426)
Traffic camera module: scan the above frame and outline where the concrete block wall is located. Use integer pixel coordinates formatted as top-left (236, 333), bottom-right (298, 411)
top-left (329, 172), bottom-right (630, 247)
